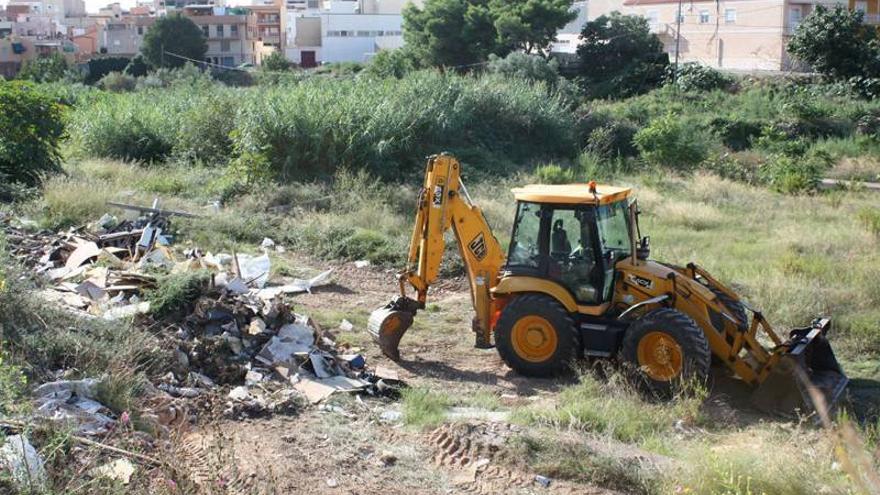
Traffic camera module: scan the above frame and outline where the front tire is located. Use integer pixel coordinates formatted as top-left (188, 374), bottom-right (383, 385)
top-left (621, 308), bottom-right (710, 396)
top-left (495, 294), bottom-right (578, 377)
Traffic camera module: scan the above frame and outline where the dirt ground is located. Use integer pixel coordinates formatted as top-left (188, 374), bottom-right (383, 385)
top-left (166, 257), bottom-right (876, 495)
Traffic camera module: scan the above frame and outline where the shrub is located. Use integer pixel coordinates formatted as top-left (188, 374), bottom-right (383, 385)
top-left (633, 114), bottom-right (709, 170)
top-left (709, 116), bottom-right (765, 151)
top-left (0, 82), bottom-right (65, 188)
top-left (535, 163), bottom-right (576, 184)
top-left (666, 63), bottom-right (734, 92)
top-left (758, 153), bottom-right (825, 193)
top-left (147, 271), bottom-right (209, 319)
top-left (586, 121), bottom-right (638, 158)
top-left (261, 51), bottom-right (291, 71)
top-left (98, 71), bottom-right (137, 92)
top-left (365, 48), bottom-right (420, 79)
top-left (487, 52), bottom-right (561, 88)
top-left (85, 57), bottom-right (131, 85)
top-left (17, 53), bottom-right (69, 83)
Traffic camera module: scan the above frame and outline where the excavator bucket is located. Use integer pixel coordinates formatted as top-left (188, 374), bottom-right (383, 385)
top-left (752, 318), bottom-right (848, 415)
top-left (368, 297), bottom-right (419, 361)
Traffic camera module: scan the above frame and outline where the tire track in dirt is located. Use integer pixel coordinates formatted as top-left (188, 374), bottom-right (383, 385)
top-left (427, 422), bottom-right (614, 495)
top-left (175, 431), bottom-right (266, 495)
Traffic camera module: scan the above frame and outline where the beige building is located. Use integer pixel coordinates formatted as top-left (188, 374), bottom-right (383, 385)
top-left (567, 0), bottom-right (845, 71)
top-left (183, 5), bottom-right (253, 66)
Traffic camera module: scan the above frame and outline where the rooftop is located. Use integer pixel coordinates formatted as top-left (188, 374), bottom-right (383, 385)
top-left (511, 184), bottom-right (632, 205)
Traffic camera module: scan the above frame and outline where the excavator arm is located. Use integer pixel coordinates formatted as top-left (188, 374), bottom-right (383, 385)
top-left (368, 154), bottom-right (506, 360)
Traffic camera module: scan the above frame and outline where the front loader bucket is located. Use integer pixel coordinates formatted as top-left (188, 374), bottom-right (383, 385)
top-left (752, 318), bottom-right (848, 415)
top-left (368, 297), bottom-right (418, 361)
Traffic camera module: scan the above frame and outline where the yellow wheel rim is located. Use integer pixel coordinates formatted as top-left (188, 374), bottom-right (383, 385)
top-left (636, 331), bottom-right (683, 381)
top-left (511, 315), bottom-right (558, 363)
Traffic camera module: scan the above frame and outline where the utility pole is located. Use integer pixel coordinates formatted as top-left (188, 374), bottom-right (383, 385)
top-left (673, 0), bottom-right (683, 84)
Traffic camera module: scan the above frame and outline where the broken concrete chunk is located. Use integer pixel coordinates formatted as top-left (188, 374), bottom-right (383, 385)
top-left (247, 318), bottom-right (267, 336)
top-left (103, 301), bottom-right (150, 320)
top-left (90, 458), bottom-right (136, 485)
top-left (228, 386), bottom-right (251, 401)
top-left (0, 435), bottom-right (47, 492)
top-left (354, 260), bottom-right (371, 268)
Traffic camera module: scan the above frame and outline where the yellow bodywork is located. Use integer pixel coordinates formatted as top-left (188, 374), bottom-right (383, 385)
top-left (512, 184), bottom-right (631, 205)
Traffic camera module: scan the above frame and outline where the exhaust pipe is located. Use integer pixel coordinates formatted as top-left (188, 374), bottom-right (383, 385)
top-left (752, 318), bottom-right (848, 415)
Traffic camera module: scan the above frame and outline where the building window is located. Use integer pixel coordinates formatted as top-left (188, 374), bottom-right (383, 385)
top-left (231, 24), bottom-right (238, 36)
top-left (699, 10), bottom-right (709, 23)
top-left (724, 8), bottom-right (736, 23)
top-left (222, 56), bottom-right (234, 66)
top-left (221, 39), bottom-right (231, 51)
top-left (356, 30), bottom-right (370, 37)
top-left (855, 1), bottom-right (867, 14)
top-left (217, 24), bottom-right (224, 37)
top-left (137, 26), bottom-right (143, 35)
top-left (790, 6), bottom-right (802, 27)
top-left (201, 25), bottom-right (209, 37)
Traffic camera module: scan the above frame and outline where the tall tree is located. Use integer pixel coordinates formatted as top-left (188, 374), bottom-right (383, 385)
top-left (577, 12), bottom-right (668, 99)
top-left (141, 13), bottom-right (207, 69)
top-left (490, 0), bottom-right (576, 54)
top-left (17, 53), bottom-right (69, 83)
top-left (788, 5), bottom-right (879, 79)
top-left (403, 0), bottom-right (500, 68)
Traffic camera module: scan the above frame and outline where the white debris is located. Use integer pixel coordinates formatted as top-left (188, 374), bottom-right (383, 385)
top-left (225, 277), bottom-right (249, 295)
top-left (260, 237), bottom-right (276, 250)
top-left (90, 458), bottom-right (136, 485)
top-left (228, 386), bottom-right (251, 401)
top-left (0, 435), bottom-right (47, 491)
top-left (103, 301), bottom-right (151, 320)
top-left (339, 319), bottom-right (354, 332)
top-left (254, 268), bottom-right (333, 299)
top-left (380, 410), bottom-right (403, 423)
top-left (354, 260), bottom-right (371, 268)
top-left (33, 379), bottom-right (115, 435)
top-left (237, 253), bottom-right (271, 288)
top-left (255, 323), bottom-right (315, 366)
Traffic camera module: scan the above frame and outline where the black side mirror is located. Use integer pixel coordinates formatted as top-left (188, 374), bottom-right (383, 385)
top-left (637, 236), bottom-right (650, 260)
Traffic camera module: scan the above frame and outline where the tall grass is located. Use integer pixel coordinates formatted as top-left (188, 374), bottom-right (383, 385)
top-left (68, 71), bottom-right (579, 180)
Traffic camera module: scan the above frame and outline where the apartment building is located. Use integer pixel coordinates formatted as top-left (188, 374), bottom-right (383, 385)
top-left (183, 5), bottom-right (253, 66)
top-left (851, 0), bottom-right (880, 23)
top-left (102, 13), bottom-right (154, 55)
top-left (562, 0), bottom-right (845, 71)
top-left (247, 2), bottom-right (285, 63)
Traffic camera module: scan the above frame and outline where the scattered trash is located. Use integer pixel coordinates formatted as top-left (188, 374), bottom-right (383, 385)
top-left (446, 407), bottom-right (510, 423)
top-left (260, 237), bottom-right (276, 250)
top-left (380, 410), bottom-right (403, 423)
top-left (90, 458), bottom-right (136, 485)
top-left (535, 475), bottom-right (552, 488)
top-left (326, 478), bottom-right (339, 488)
top-left (0, 435), bottom-right (47, 492)
top-left (33, 379), bottom-right (116, 435)
top-left (354, 260), bottom-right (371, 268)
top-left (339, 319), bottom-right (354, 332)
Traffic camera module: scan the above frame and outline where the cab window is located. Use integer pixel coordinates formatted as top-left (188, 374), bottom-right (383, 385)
top-left (507, 202), bottom-right (541, 269)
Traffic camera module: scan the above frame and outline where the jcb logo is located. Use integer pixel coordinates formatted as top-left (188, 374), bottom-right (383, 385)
top-left (469, 233), bottom-right (487, 261)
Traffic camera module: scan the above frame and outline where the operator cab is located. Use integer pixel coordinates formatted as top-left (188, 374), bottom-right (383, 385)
top-left (505, 183), bottom-right (634, 306)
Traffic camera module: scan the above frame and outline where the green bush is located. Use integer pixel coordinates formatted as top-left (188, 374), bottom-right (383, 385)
top-left (98, 71), bottom-right (137, 92)
top-left (709, 116), bottom-right (765, 151)
top-left (0, 81), bottom-right (65, 188)
top-left (666, 63), bottom-right (735, 92)
top-left (365, 48), bottom-right (420, 79)
top-left (535, 163), bottom-right (576, 184)
top-left (758, 153), bottom-right (825, 193)
top-left (17, 53), bottom-right (70, 83)
top-left (147, 271), bottom-right (210, 319)
top-left (86, 57), bottom-right (131, 85)
top-left (633, 114), bottom-right (709, 170)
top-left (586, 121), bottom-right (638, 158)
top-left (857, 207), bottom-right (880, 237)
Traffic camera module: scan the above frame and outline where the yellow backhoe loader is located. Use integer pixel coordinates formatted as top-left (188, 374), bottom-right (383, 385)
top-left (368, 154), bottom-right (848, 413)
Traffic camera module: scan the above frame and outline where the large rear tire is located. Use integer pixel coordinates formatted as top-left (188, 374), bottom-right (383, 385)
top-left (621, 308), bottom-right (710, 396)
top-left (495, 294), bottom-right (578, 377)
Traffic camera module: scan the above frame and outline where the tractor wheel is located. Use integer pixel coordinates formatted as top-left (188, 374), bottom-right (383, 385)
top-left (709, 287), bottom-right (748, 333)
top-left (495, 294), bottom-right (578, 377)
top-left (621, 308), bottom-right (710, 397)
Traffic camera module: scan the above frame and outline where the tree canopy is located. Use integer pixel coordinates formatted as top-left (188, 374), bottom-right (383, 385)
top-left (17, 53), bottom-right (69, 83)
top-left (577, 12), bottom-right (668, 99)
top-left (141, 13), bottom-right (207, 69)
top-left (403, 0), bottom-right (575, 68)
top-left (787, 5), bottom-right (880, 79)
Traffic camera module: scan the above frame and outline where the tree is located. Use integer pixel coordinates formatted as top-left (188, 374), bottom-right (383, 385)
top-left (0, 81), bottom-right (64, 189)
top-left (17, 53), bottom-right (69, 83)
top-left (141, 13), bottom-right (207, 69)
top-left (489, 0), bottom-right (576, 54)
top-left (261, 51), bottom-right (291, 71)
top-left (788, 5), bottom-right (879, 79)
top-left (403, 0), bottom-right (503, 68)
top-left (577, 12), bottom-right (668, 99)
top-left (365, 48), bottom-right (422, 78)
